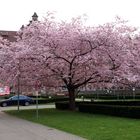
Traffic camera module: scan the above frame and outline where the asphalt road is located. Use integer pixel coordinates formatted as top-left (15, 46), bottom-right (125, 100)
top-left (0, 104), bottom-right (55, 111)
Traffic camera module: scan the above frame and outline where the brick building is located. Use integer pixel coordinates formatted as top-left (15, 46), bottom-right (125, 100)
top-left (0, 30), bottom-right (17, 42)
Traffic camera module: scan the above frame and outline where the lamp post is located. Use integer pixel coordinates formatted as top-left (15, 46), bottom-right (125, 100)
top-left (17, 61), bottom-right (21, 112)
top-left (132, 87), bottom-right (135, 100)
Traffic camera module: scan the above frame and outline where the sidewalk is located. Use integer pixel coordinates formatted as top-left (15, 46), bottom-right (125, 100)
top-left (0, 104), bottom-right (55, 111)
top-left (0, 111), bottom-right (86, 140)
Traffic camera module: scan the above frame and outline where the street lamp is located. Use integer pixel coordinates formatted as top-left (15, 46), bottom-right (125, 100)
top-left (132, 87), bottom-right (135, 100)
top-left (17, 61), bottom-right (21, 111)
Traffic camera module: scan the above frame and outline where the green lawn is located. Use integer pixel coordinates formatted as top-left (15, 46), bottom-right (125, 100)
top-left (6, 109), bottom-right (140, 140)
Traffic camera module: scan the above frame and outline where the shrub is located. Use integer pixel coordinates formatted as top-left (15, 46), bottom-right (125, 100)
top-left (78, 104), bottom-right (140, 118)
top-left (55, 102), bottom-right (70, 110)
top-left (90, 100), bottom-right (140, 106)
top-left (34, 97), bottom-right (69, 104)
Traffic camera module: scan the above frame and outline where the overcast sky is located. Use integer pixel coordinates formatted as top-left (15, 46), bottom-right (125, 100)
top-left (0, 0), bottom-right (140, 31)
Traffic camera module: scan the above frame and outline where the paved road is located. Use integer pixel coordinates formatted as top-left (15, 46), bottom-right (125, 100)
top-left (0, 111), bottom-right (86, 140)
top-left (0, 104), bottom-right (55, 111)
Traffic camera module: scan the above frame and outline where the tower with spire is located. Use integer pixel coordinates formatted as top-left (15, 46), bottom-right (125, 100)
top-left (32, 12), bottom-right (38, 21)
top-left (21, 12), bottom-right (39, 29)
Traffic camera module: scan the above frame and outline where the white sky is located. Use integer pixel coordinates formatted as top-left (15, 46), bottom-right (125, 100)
top-left (0, 0), bottom-right (140, 31)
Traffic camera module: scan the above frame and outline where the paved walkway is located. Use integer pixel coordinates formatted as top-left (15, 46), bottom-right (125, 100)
top-left (0, 111), bottom-right (86, 140)
top-left (0, 104), bottom-right (55, 111)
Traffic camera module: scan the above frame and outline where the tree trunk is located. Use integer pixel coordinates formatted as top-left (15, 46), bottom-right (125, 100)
top-left (68, 88), bottom-right (76, 111)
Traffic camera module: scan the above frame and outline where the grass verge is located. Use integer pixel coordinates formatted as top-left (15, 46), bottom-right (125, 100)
top-left (5, 109), bottom-right (140, 140)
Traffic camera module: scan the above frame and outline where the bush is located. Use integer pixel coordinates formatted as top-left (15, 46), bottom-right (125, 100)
top-left (55, 102), bottom-right (70, 110)
top-left (78, 104), bottom-right (140, 118)
top-left (90, 100), bottom-right (140, 106)
top-left (55, 101), bottom-right (84, 110)
top-left (33, 97), bottom-right (69, 104)
top-left (55, 101), bottom-right (140, 118)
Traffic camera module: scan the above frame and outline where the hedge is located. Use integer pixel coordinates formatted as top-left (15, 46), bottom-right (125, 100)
top-left (55, 101), bottom-right (140, 118)
top-left (78, 94), bottom-right (140, 100)
top-left (89, 100), bottom-right (140, 106)
top-left (55, 101), bottom-right (84, 110)
top-left (55, 100), bottom-right (140, 109)
top-left (55, 102), bottom-right (70, 110)
top-left (78, 104), bottom-right (140, 118)
top-left (33, 97), bottom-right (69, 104)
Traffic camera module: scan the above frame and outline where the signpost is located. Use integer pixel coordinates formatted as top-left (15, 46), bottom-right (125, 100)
top-left (35, 81), bottom-right (40, 119)
top-left (36, 90), bottom-right (39, 119)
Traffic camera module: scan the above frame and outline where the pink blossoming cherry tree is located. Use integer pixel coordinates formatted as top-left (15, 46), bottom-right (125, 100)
top-left (0, 15), bottom-right (139, 110)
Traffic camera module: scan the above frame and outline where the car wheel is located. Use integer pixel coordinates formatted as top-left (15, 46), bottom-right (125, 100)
top-left (24, 102), bottom-right (30, 106)
top-left (2, 102), bottom-right (7, 107)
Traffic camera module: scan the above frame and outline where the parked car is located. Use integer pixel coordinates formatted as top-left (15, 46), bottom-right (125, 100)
top-left (0, 95), bottom-right (34, 107)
